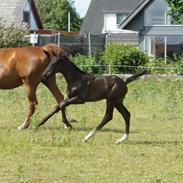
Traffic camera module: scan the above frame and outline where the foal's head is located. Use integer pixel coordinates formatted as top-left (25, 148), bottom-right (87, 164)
top-left (42, 55), bottom-right (85, 82)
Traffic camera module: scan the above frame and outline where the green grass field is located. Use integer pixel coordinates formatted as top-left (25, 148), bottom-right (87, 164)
top-left (0, 77), bottom-right (183, 183)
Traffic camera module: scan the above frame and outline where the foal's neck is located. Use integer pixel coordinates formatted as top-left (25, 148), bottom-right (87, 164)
top-left (61, 60), bottom-right (86, 84)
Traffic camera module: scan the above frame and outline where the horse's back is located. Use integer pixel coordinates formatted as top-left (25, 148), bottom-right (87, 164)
top-left (0, 46), bottom-right (49, 89)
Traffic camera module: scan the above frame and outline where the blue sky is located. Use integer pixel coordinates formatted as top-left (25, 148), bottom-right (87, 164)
top-left (74, 0), bottom-right (91, 17)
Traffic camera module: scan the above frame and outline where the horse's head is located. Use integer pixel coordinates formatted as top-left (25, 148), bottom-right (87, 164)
top-left (42, 43), bottom-right (69, 82)
top-left (42, 43), bottom-right (64, 57)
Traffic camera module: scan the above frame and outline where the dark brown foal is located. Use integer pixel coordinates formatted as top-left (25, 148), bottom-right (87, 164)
top-left (38, 56), bottom-right (146, 144)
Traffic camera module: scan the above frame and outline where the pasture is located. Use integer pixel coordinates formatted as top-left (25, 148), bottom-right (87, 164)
top-left (0, 77), bottom-right (183, 183)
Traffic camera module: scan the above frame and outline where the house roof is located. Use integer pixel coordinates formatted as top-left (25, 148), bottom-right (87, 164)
top-left (107, 32), bottom-right (138, 44)
top-left (0, 0), bottom-right (43, 29)
top-left (119, 0), bottom-right (152, 29)
top-left (80, 0), bottom-right (142, 35)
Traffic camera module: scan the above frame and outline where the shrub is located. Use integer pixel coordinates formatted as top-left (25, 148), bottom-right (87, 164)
top-left (101, 44), bottom-right (149, 73)
top-left (0, 19), bottom-right (30, 48)
top-left (145, 58), bottom-right (174, 74)
top-left (72, 54), bottom-right (106, 74)
top-left (170, 55), bottom-right (183, 75)
top-left (146, 56), bottom-right (183, 75)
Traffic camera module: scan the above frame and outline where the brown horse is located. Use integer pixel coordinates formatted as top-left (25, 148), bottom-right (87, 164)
top-left (0, 43), bottom-right (72, 130)
top-left (38, 55), bottom-right (146, 144)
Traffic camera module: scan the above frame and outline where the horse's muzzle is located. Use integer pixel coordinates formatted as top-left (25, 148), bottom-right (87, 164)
top-left (41, 74), bottom-right (49, 82)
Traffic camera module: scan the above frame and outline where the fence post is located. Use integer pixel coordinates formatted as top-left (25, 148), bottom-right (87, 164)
top-left (30, 31), bottom-right (38, 46)
top-left (68, 11), bottom-right (71, 32)
top-left (88, 33), bottom-right (91, 56)
top-left (57, 32), bottom-right (61, 46)
top-left (105, 33), bottom-right (108, 45)
top-left (108, 64), bottom-right (111, 75)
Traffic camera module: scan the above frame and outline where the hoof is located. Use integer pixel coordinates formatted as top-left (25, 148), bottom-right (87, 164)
top-left (17, 125), bottom-right (26, 130)
top-left (63, 124), bottom-right (72, 129)
top-left (115, 139), bottom-right (128, 144)
top-left (115, 134), bottom-right (128, 144)
top-left (82, 138), bottom-right (88, 143)
top-left (115, 139), bottom-right (125, 144)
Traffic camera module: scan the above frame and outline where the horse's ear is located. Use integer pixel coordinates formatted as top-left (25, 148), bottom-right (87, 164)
top-left (42, 43), bottom-right (64, 58)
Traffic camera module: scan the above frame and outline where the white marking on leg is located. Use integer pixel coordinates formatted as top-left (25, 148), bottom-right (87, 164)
top-left (17, 125), bottom-right (23, 130)
top-left (115, 133), bottom-right (129, 144)
top-left (17, 119), bottom-right (29, 130)
top-left (82, 129), bottom-right (97, 143)
top-left (63, 124), bottom-right (72, 129)
top-left (64, 124), bottom-right (68, 129)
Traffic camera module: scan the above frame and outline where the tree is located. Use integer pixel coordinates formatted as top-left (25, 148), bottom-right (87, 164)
top-left (167, 0), bottom-right (183, 24)
top-left (35, 0), bottom-right (83, 31)
top-left (0, 18), bottom-right (30, 48)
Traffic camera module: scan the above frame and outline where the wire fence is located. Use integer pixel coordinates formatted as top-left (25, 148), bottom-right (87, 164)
top-left (36, 33), bottom-right (106, 57)
top-left (76, 64), bottom-right (183, 78)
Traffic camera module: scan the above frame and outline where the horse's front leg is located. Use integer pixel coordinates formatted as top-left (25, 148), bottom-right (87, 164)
top-left (18, 82), bottom-right (38, 130)
top-left (37, 96), bottom-right (83, 128)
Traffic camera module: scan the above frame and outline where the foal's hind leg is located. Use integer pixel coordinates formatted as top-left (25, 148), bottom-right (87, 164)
top-left (18, 82), bottom-right (38, 130)
top-left (83, 101), bottom-right (114, 142)
top-left (115, 102), bottom-right (131, 144)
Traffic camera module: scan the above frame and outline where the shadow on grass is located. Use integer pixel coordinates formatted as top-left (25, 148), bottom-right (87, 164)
top-left (35, 125), bottom-right (140, 134)
top-left (130, 140), bottom-right (183, 146)
top-left (75, 126), bottom-right (140, 134)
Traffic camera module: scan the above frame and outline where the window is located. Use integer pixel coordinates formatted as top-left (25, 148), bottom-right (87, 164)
top-left (144, 0), bottom-right (167, 25)
top-left (116, 13), bottom-right (128, 25)
top-left (145, 36), bottom-right (165, 58)
top-left (167, 36), bottom-right (183, 57)
top-left (145, 35), bottom-right (183, 60)
top-left (23, 11), bottom-right (30, 24)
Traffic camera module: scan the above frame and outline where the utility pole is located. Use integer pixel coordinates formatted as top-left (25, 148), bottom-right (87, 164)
top-left (68, 12), bottom-right (71, 32)
top-left (29, 0), bottom-right (32, 28)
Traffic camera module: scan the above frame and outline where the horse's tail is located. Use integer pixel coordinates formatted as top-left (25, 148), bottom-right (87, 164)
top-left (125, 69), bottom-right (147, 85)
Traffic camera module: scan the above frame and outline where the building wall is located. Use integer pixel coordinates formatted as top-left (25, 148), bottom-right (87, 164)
top-left (20, 1), bottom-right (39, 30)
top-left (103, 13), bottom-right (121, 33)
top-left (123, 0), bottom-right (183, 60)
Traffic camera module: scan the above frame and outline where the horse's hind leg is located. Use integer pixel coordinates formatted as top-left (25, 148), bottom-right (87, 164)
top-left (115, 101), bottom-right (131, 144)
top-left (18, 82), bottom-right (38, 130)
top-left (83, 100), bottom-right (114, 143)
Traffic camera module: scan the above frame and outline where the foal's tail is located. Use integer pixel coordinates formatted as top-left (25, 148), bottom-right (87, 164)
top-left (125, 69), bottom-right (147, 84)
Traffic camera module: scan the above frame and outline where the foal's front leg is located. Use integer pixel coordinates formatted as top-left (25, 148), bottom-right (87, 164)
top-left (37, 96), bottom-right (83, 128)
top-left (43, 76), bottom-right (76, 127)
top-left (83, 101), bottom-right (114, 143)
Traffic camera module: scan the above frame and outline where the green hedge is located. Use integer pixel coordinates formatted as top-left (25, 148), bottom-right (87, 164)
top-left (101, 44), bottom-right (149, 73)
top-left (72, 44), bottom-right (183, 75)
top-left (146, 56), bottom-right (183, 75)
top-left (72, 54), bottom-right (106, 74)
